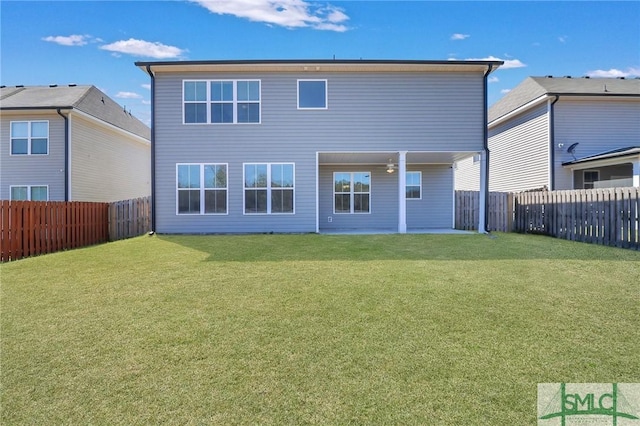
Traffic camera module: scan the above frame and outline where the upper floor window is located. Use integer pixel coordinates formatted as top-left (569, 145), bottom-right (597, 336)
top-left (406, 171), bottom-right (422, 200)
top-left (334, 172), bottom-right (370, 214)
top-left (298, 80), bottom-right (327, 109)
top-left (10, 185), bottom-right (48, 201)
top-left (183, 80), bottom-right (260, 124)
top-left (176, 163), bottom-right (228, 214)
top-left (244, 163), bottom-right (294, 214)
top-left (11, 121), bottom-right (49, 155)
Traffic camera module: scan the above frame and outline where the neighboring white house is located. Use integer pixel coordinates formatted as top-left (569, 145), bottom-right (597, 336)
top-left (1, 85), bottom-right (151, 202)
top-left (455, 76), bottom-right (640, 192)
top-left (136, 59), bottom-right (502, 234)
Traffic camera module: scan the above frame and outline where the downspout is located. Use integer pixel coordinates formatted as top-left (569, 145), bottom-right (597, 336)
top-left (548, 96), bottom-right (560, 190)
top-left (144, 65), bottom-right (156, 232)
top-left (56, 108), bottom-right (70, 201)
top-left (482, 64), bottom-right (495, 233)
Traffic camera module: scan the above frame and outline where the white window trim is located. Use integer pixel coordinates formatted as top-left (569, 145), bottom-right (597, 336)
top-left (297, 79), bottom-right (328, 110)
top-left (243, 163), bottom-right (295, 215)
top-left (406, 171), bottom-right (422, 201)
top-left (333, 171), bottom-right (372, 214)
top-left (10, 120), bottom-right (49, 156)
top-left (9, 185), bottom-right (49, 201)
top-left (182, 80), bottom-right (261, 125)
top-left (175, 163), bottom-right (229, 215)
top-left (583, 169), bottom-right (600, 189)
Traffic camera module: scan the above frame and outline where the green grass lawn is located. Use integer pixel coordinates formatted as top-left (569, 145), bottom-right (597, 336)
top-left (1, 233), bottom-right (639, 425)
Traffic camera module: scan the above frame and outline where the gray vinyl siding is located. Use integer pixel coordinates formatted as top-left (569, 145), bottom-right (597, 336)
top-left (554, 99), bottom-right (640, 190)
top-left (154, 71), bottom-right (486, 233)
top-left (406, 165), bottom-right (454, 229)
top-left (488, 103), bottom-right (549, 192)
top-left (0, 112), bottom-right (66, 200)
top-left (319, 166), bottom-right (396, 232)
top-left (70, 114), bottom-right (151, 202)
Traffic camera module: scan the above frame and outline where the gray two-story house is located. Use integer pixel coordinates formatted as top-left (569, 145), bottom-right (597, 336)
top-left (136, 59), bottom-right (501, 234)
top-left (455, 76), bottom-right (640, 192)
top-left (1, 85), bottom-right (151, 202)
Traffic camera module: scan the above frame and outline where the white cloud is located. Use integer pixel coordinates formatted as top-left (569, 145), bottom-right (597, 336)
top-left (142, 84), bottom-right (151, 90)
top-left (42, 34), bottom-right (90, 46)
top-left (190, 0), bottom-right (350, 32)
top-left (451, 33), bottom-right (470, 41)
top-left (142, 100), bottom-right (151, 105)
top-left (501, 89), bottom-right (511, 94)
top-left (465, 55), bottom-right (526, 69)
top-left (488, 76), bottom-right (499, 83)
top-left (586, 67), bottom-right (640, 78)
top-left (558, 35), bottom-right (568, 43)
top-left (115, 91), bottom-right (143, 99)
top-left (100, 38), bottom-right (186, 59)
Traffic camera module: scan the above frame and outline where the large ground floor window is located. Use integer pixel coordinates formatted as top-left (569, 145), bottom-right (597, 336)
top-left (10, 185), bottom-right (48, 201)
top-left (176, 163), bottom-right (228, 214)
top-left (334, 172), bottom-right (370, 214)
top-left (244, 163), bottom-right (295, 214)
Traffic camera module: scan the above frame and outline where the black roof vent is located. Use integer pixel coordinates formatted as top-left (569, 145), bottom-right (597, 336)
top-left (564, 75), bottom-right (572, 78)
top-left (49, 84), bottom-right (58, 87)
top-left (68, 83), bottom-right (77, 87)
top-left (617, 77), bottom-right (625, 79)
top-left (546, 75), bottom-right (553, 78)
top-left (0, 85), bottom-right (5, 88)
top-left (16, 85), bottom-right (24, 88)
top-left (582, 76), bottom-right (590, 79)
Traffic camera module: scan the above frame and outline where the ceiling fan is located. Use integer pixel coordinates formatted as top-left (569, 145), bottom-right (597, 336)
top-left (385, 158), bottom-right (397, 174)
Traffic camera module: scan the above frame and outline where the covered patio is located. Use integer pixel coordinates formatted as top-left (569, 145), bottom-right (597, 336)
top-left (316, 151), bottom-right (487, 234)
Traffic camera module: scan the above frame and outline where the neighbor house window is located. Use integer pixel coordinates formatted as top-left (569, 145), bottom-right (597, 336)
top-left (177, 164), bottom-right (228, 214)
top-left (10, 185), bottom-right (48, 201)
top-left (298, 80), bottom-right (327, 109)
top-left (406, 171), bottom-right (422, 200)
top-left (334, 172), bottom-right (370, 214)
top-left (583, 170), bottom-right (600, 189)
top-left (11, 121), bottom-right (49, 155)
top-left (183, 80), bottom-right (260, 124)
top-left (244, 163), bottom-right (294, 214)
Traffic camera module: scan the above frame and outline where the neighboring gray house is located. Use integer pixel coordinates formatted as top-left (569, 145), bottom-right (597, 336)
top-left (1, 85), bottom-right (151, 202)
top-left (136, 59), bottom-right (502, 234)
top-left (455, 76), bottom-right (640, 192)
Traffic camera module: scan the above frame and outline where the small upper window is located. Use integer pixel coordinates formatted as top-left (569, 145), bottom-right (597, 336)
top-left (298, 80), bottom-right (327, 109)
top-left (11, 121), bottom-right (49, 155)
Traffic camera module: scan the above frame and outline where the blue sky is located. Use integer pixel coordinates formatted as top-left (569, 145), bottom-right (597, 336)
top-left (1, 1), bottom-right (639, 125)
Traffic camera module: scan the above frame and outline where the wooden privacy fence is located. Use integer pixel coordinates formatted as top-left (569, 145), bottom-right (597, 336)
top-left (1, 201), bottom-right (109, 262)
top-left (514, 187), bottom-right (639, 250)
top-left (455, 191), bottom-right (514, 232)
top-left (1, 196), bottom-right (151, 262)
top-left (109, 197), bottom-right (151, 241)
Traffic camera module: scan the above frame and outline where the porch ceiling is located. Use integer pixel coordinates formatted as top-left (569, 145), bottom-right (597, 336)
top-left (319, 151), bottom-right (477, 165)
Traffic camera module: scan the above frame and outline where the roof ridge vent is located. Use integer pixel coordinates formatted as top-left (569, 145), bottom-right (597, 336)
top-left (617, 77), bottom-right (625, 79)
top-left (49, 84), bottom-right (58, 87)
top-left (68, 83), bottom-right (77, 87)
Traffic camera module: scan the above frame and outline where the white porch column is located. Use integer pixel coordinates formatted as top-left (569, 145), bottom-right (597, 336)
top-left (633, 158), bottom-right (640, 187)
top-left (478, 150), bottom-right (488, 233)
top-left (398, 151), bottom-right (407, 233)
